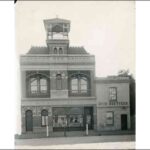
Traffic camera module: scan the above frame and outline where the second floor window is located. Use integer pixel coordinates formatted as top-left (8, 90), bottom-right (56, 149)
top-left (27, 74), bottom-right (49, 97)
top-left (109, 87), bottom-right (117, 101)
top-left (56, 74), bottom-right (62, 90)
top-left (54, 47), bottom-right (57, 54)
top-left (70, 74), bottom-right (89, 96)
top-left (59, 48), bottom-right (63, 54)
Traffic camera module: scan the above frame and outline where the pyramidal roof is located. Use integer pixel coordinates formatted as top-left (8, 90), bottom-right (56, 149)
top-left (27, 46), bottom-right (89, 55)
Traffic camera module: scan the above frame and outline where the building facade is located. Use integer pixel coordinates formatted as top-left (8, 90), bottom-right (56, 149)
top-left (20, 18), bottom-right (130, 135)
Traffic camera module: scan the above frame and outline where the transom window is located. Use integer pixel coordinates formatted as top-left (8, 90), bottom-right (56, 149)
top-left (70, 74), bottom-right (89, 96)
top-left (27, 74), bottom-right (49, 97)
top-left (109, 87), bottom-right (117, 101)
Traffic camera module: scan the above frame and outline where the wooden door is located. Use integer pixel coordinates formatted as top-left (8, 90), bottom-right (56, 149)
top-left (26, 110), bottom-right (33, 132)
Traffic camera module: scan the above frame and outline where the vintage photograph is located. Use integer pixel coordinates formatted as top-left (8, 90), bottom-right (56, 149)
top-left (15, 1), bottom-right (135, 149)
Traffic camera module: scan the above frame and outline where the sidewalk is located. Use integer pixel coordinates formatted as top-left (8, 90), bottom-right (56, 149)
top-left (15, 130), bottom-right (135, 139)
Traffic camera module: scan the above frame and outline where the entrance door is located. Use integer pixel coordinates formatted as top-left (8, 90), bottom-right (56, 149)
top-left (121, 114), bottom-right (128, 130)
top-left (26, 110), bottom-right (33, 132)
top-left (84, 107), bottom-right (93, 129)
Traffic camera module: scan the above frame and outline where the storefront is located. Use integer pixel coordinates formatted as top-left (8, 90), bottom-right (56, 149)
top-left (52, 107), bottom-right (93, 131)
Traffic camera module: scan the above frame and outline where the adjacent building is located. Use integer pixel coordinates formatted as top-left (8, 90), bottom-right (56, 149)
top-left (20, 18), bottom-right (130, 135)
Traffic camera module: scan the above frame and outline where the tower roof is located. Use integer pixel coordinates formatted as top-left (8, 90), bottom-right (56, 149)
top-left (44, 18), bottom-right (70, 24)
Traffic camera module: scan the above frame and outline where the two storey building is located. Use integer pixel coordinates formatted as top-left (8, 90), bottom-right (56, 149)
top-left (20, 18), bottom-right (130, 135)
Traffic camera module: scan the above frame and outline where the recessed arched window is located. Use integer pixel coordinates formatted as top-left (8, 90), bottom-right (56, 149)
top-left (41, 109), bottom-right (48, 126)
top-left (54, 47), bottom-right (57, 54)
top-left (59, 48), bottom-right (63, 54)
top-left (28, 74), bottom-right (49, 97)
top-left (70, 74), bottom-right (89, 95)
top-left (56, 74), bottom-right (62, 90)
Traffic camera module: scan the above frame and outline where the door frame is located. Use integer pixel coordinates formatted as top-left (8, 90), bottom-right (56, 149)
top-left (121, 114), bottom-right (128, 130)
top-left (25, 110), bottom-right (33, 132)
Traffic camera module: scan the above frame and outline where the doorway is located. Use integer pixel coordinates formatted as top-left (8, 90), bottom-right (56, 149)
top-left (121, 114), bottom-right (128, 130)
top-left (84, 107), bottom-right (93, 129)
top-left (25, 110), bottom-right (33, 132)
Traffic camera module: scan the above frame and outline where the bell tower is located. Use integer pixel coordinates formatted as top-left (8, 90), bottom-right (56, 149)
top-left (43, 18), bottom-right (70, 54)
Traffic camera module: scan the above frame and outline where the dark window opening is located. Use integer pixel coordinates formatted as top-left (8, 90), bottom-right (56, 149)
top-left (56, 74), bottom-right (62, 90)
top-left (54, 47), bottom-right (57, 54)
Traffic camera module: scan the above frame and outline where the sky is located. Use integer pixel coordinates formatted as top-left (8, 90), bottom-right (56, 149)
top-left (16, 1), bottom-right (135, 77)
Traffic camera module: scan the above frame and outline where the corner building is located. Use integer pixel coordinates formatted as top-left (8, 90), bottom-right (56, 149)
top-left (20, 18), bottom-right (130, 135)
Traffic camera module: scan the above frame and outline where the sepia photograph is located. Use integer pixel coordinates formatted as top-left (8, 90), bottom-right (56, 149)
top-left (14, 1), bottom-right (135, 149)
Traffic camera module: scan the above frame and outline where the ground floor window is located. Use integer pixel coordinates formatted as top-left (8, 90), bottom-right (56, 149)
top-left (106, 111), bottom-right (114, 125)
top-left (52, 107), bottom-right (93, 130)
top-left (53, 115), bottom-right (84, 128)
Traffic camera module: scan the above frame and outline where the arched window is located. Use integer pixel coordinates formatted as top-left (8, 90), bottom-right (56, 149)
top-left (59, 48), bottom-right (63, 54)
top-left (41, 110), bottom-right (48, 126)
top-left (28, 74), bottom-right (49, 97)
top-left (56, 74), bottom-right (62, 90)
top-left (54, 47), bottom-right (57, 54)
top-left (70, 74), bottom-right (89, 95)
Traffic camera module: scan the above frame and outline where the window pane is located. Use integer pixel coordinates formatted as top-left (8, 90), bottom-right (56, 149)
top-left (31, 78), bottom-right (38, 86)
top-left (41, 86), bottom-right (47, 90)
top-left (69, 115), bottom-right (83, 127)
top-left (40, 78), bottom-right (47, 93)
top-left (71, 78), bottom-right (78, 93)
top-left (30, 78), bottom-right (38, 93)
top-left (71, 78), bottom-right (78, 85)
top-left (72, 85), bottom-right (78, 90)
top-left (42, 116), bottom-right (46, 126)
top-left (80, 78), bottom-right (87, 84)
top-left (106, 112), bottom-right (113, 125)
top-left (80, 78), bottom-right (88, 93)
top-left (81, 84), bottom-right (87, 90)
top-left (109, 87), bottom-right (117, 100)
top-left (40, 79), bottom-right (47, 85)
top-left (31, 86), bottom-right (38, 93)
